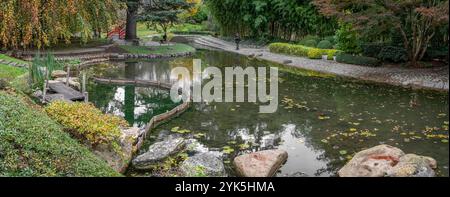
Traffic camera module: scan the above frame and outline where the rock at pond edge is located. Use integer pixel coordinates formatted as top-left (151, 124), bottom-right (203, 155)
top-left (234, 149), bottom-right (288, 177)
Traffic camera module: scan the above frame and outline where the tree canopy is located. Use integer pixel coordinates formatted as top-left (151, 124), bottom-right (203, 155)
top-left (313, 0), bottom-right (449, 66)
top-left (139, 0), bottom-right (196, 37)
top-left (0, 0), bottom-right (122, 49)
top-left (205, 0), bottom-right (337, 40)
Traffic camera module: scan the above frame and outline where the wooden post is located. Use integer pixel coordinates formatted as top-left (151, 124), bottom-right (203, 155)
top-left (66, 65), bottom-right (70, 86)
top-left (42, 67), bottom-right (49, 104)
top-left (84, 92), bottom-right (89, 103)
top-left (82, 71), bottom-right (86, 94)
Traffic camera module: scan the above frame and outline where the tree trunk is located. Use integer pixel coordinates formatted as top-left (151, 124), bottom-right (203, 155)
top-left (125, 7), bottom-right (138, 41)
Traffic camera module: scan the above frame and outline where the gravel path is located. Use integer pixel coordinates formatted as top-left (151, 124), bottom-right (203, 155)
top-left (187, 35), bottom-right (449, 91)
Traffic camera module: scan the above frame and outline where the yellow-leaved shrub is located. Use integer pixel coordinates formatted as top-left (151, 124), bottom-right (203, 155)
top-left (45, 101), bottom-right (129, 148)
top-left (269, 42), bottom-right (341, 60)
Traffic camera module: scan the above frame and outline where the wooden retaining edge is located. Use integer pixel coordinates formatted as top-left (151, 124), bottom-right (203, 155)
top-left (92, 77), bottom-right (191, 151)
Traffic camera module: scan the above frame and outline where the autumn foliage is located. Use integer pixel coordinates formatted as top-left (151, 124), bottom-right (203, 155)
top-left (0, 0), bottom-right (122, 49)
top-left (313, 0), bottom-right (449, 66)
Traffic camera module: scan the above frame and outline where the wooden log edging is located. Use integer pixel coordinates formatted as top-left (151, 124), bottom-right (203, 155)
top-left (92, 77), bottom-right (191, 151)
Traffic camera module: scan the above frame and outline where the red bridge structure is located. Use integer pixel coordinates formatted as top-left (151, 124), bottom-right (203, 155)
top-left (107, 24), bottom-right (126, 40)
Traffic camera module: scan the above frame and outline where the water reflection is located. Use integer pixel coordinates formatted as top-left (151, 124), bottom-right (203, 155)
top-left (87, 50), bottom-right (449, 177)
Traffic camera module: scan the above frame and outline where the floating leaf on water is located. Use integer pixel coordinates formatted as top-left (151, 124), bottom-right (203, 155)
top-left (222, 146), bottom-right (235, 154)
top-left (442, 139), bottom-right (449, 143)
top-left (353, 122), bottom-right (361, 126)
top-left (238, 143), bottom-right (250, 150)
top-left (228, 141), bottom-right (237, 145)
top-left (346, 155), bottom-right (353, 160)
top-left (171, 127), bottom-right (180, 132)
top-left (321, 139), bottom-right (329, 144)
top-left (223, 160), bottom-right (231, 164)
top-left (444, 121), bottom-right (449, 125)
top-left (349, 128), bottom-right (357, 132)
top-left (339, 150), bottom-right (348, 155)
top-left (404, 138), bottom-right (411, 143)
top-left (318, 115), bottom-right (331, 120)
top-left (230, 108), bottom-right (236, 111)
top-left (194, 133), bottom-right (206, 139)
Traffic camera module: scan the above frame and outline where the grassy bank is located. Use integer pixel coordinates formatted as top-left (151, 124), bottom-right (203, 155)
top-left (119, 43), bottom-right (195, 55)
top-left (0, 91), bottom-right (121, 177)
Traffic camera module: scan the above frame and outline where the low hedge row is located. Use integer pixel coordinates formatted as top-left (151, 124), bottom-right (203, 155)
top-left (336, 53), bottom-right (381, 67)
top-left (0, 92), bottom-right (120, 176)
top-left (45, 101), bottom-right (129, 152)
top-left (269, 43), bottom-right (341, 60)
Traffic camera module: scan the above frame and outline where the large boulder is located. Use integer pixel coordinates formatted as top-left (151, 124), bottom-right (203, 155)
top-left (93, 127), bottom-right (143, 173)
top-left (338, 145), bottom-right (437, 177)
top-left (54, 77), bottom-right (80, 90)
top-left (51, 70), bottom-right (67, 78)
top-left (132, 137), bottom-right (185, 170)
top-left (386, 154), bottom-right (437, 177)
top-left (180, 153), bottom-right (227, 177)
top-left (234, 149), bottom-right (288, 177)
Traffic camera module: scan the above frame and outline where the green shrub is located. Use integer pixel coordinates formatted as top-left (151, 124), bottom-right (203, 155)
top-left (336, 53), bottom-right (381, 67)
top-left (335, 23), bottom-right (361, 54)
top-left (152, 36), bottom-right (162, 42)
top-left (0, 92), bottom-right (120, 177)
top-left (424, 47), bottom-right (449, 61)
top-left (299, 35), bottom-right (319, 47)
top-left (377, 46), bottom-right (408, 63)
top-left (362, 43), bottom-right (385, 58)
top-left (317, 40), bottom-right (333, 49)
top-left (269, 43), bottom-right (341, 60)
top-left (304, 39), bottom-right (318, 47)
top-left (323, 36), bottom-right (336, 44)
top-left (307, 48), bottom-right (323, 59)
top-left (45, 101), bottom-right (128, 150)
top-left (0, 78), bottom-right (8, 90)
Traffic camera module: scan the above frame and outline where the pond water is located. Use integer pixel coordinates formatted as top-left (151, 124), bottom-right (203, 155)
top-left (87, 50), bottom-right (449, 177)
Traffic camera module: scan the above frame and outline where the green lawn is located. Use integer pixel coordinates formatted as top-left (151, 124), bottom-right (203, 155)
top-left (0, 54), bottom-right (28, 81)
top-left (119, 43), bottom-right (196, 55)
top-left (0, 54), bottom-right (28, 65)
top-left (0, 64), bottom-right (27, 81)
top-left (0, 91), bottom-right (121, 177)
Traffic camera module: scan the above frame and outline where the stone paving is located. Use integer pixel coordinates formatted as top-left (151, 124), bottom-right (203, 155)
top-left (188, 35), bottom-right (449, 91)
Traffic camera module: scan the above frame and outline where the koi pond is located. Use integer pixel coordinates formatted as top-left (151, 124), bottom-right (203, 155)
top-left (86, 50), bottom-right (449, 177)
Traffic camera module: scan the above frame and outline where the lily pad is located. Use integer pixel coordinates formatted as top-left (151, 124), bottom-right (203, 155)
top-left (339, 150), bottom-right (348, 155)
top-left (222, 146), bottom-right (235, 154)
top-left (238, 143), bottom-right (250, 150)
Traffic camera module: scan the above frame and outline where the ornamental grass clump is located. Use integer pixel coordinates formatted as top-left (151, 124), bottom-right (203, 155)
top-left (45, 101), bottom-right (129, 150)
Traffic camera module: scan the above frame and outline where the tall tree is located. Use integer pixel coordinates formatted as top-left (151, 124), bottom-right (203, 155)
top-left (313, 0), bottom-right (449, 67)
top-left (0, 0), bottom-right (121, 49)
top-left (123, 0), bottom-right (141, 41)
top-left (139, 0), bottom-right (195, 39)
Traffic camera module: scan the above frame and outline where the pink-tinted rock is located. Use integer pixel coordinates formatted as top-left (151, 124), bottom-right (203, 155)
top-left (234, 150), bottom-right (288, 177)
top-left (339, 145), bottom-right (438, 177)
top-left (338, 145), bottom-right (405, 177)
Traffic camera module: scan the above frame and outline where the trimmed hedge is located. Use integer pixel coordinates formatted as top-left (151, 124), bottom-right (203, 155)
top-left (269, 43), bottom-right (340, 60)
top-left (377, 46), bottom-right (408, 63)
top-left (45, 101), bottom-right (128, 150)
top-left (0, 92), bottom-right (120, 177)
top-left (317, 40), bottom-right (333, 49)
top-left (336, 53), bottom-right (381, 67)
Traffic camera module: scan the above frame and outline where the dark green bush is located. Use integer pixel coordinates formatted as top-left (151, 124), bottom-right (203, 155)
top-left (424, 47), bottom-right (449, 61)
top-left (151, 36), bottom-right (162, 42)
top-left (317, 40), bottom-right (333, 49)
top-left (377, 46), bottom-right (408, 63)
top-left (362, 43), bottom-right (385, 58)
top-left (0, 79), bottom-right (8, 90)
top-left (323, 36), bottom-right (336, 44)
top-left (336, 53), bottom-right (381, 67)
top-left (299, 35), bottom-right (319, 47)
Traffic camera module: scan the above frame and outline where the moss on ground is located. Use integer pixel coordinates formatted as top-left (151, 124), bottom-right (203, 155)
top-left (0, 91), bottom-right (121, 177)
